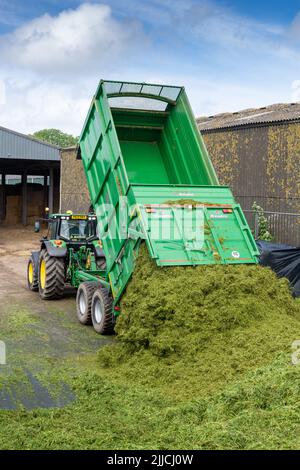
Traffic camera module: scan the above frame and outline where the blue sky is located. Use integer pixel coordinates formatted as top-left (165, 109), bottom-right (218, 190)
top-left (0, 0), bottom-right (300, 134)
top-left (1, 1), bottom-right (300, 30)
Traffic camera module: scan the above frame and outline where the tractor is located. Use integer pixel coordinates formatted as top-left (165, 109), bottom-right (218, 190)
top-left (27, 211), bottom-right (115, 334)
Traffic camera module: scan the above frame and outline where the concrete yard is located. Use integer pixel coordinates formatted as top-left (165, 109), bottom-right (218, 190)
top-left (0, 225), bottom-right (111, 410)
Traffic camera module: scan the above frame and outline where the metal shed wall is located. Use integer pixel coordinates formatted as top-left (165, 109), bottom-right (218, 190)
top-left (0, 127), bottom-right (60, 161)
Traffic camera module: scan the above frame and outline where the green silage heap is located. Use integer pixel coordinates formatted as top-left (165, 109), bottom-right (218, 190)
top-left (99, 244), bottom-right (300, 399)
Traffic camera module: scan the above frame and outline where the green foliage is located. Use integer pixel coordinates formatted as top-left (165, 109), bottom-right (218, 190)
top-left (30, 129), bottom-right (78, 148)
top-left (252, 202), bottom-right (273, 241)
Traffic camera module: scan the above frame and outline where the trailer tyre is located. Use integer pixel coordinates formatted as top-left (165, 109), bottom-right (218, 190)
top-left (91, 288), bottom-right (114, 334)
top-left (27, 256), bottom-right (39, 292)
top-left (76, 282), bottom-right (100, 325)
top-left (39, 249), bottom-right (65, 300)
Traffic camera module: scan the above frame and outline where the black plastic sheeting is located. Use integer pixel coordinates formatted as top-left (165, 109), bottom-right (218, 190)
top-left (256, 240), bottom-right (300, 298)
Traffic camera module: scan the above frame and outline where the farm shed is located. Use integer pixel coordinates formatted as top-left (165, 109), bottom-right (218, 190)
top-left (60, 101), bottom-right (300, 244)
top-left (0, 126), bottom-right (60, 225)
top-left (197, 103), bottom-right (300, 214)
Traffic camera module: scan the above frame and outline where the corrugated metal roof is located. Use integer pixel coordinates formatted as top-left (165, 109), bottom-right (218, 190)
top-left (197, 102), bottom-right (300, 131)
top-left (0, 126), bottom-right (60, 161)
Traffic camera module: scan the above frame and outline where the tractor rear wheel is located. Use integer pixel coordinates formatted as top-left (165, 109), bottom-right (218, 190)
top-left (91, 287), bottom-right (114, 334)
top-left (39, 249), bottom-right (65, 300)
top-left (27, 256), bottom-right (39, 292)
top-left (76, 282), bottom-right (100, 325)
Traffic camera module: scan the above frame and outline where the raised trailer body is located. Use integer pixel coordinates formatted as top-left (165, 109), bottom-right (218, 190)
top-left (79, 81), bottom-right (259, 304)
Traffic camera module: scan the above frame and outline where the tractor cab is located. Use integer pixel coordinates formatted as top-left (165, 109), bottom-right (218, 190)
top-left (47, 214), bottom-right (98, 243)
top-left (35, 212), bottom-right (99, 245)
top-left (37, 212), bottom-right (105, 266)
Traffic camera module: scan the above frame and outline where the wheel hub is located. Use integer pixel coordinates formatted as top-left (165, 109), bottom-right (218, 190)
top-left (94, 298), bottom-right (103, 324)
top-left (28, 262), bottom-right (33, 284)
top-left (40, 259), bottom-right (46, 289)
top-left (79, 292), bottom-right (87, 315)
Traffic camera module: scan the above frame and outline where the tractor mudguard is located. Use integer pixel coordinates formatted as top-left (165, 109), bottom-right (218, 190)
top-left (43, 240), bottom-right (67, 257)
top-left (31, 251), bottom-right (40, 275)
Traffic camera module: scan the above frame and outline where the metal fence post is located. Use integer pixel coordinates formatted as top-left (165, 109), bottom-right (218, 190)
top-left (254, 212), bottom-right (259, 239)
top-left (243, 209), bottom-right (300, 246)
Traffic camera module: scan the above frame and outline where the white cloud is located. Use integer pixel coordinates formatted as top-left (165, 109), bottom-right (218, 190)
top-left (113, 0), bottom-right (286, 55)
top-left (143, 72), bottom-right (293, 117)
top-left (288, 12), bottom-right (300, 40)
top-left (0, 77), bottom-right (94, 134)
top-left (0, 2), bottom-right (150, 134)
top-left (0, 3), bottom-right (147, 76)
top-left (177, 0), bottom-right (285, 56)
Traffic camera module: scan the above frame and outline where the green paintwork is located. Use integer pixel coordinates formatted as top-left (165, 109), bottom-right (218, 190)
top-left (66, 245), bottom-right (107, 288)
top-left (128, 185), bottom-right (258, 266)
top-left (120, 141), bottom-right (170, 184)
top-left (79, 80), bottom-right (259, 304)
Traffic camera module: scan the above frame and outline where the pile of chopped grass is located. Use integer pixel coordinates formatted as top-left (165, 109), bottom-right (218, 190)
top-left (2, 353), bottom-right (300, 449)
top-left (2, 245), bottom-right (300, 449)
top-left (98, 243), bottom-right (300, 399)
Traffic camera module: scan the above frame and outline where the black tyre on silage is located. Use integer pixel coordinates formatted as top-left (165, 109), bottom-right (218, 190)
top-left (76, 281), bottom-right (101, 325)
top-left (39, 249), bottom-right (65, 300)
top-left (91, 287), bottom-right (114, 334)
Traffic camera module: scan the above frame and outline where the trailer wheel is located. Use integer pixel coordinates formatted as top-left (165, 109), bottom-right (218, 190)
top-left (39, 249), bottom-right (65, 300)
top-left (91, 288), bottom-right (114, 334)
top-left (76, 282), bottom-right (100, 325)
top-left (27, 256), bottom-right (39, 292)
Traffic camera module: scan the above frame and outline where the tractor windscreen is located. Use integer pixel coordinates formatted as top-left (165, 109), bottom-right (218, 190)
top-left (59, 218), bottom-right (96, 241)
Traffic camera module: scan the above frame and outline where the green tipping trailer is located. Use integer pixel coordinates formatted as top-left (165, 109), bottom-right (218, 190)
top-left (78, 80), bottom-right (259, 310)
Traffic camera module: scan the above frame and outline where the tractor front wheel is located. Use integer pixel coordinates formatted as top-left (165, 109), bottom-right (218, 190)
top-left (91, 287), bottom-right (114, 334)
top-left (76, 282), bottom-right (100, 325)
top-left (27, 256), bottom-right (39, 292)
top-left (39, 249), bottom-right (65, 300)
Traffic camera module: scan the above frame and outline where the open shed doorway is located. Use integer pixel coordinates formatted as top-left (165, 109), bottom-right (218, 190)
top-left (0, 169), bottom-right (60, 226)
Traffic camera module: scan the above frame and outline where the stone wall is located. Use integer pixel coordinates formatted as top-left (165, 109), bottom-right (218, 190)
top-left (202, 122), bottom-right (300, 213)
top-left (60, 147), bottom-right (90, 213)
